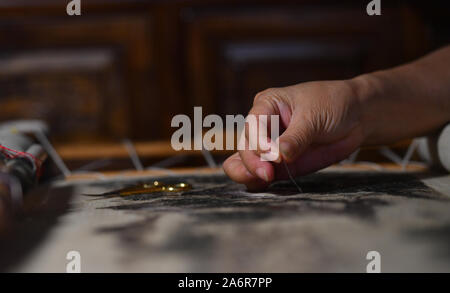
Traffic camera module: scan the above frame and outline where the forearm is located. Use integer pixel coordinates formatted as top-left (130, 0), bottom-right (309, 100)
top-left (351, 45), bottom-right (450, 145)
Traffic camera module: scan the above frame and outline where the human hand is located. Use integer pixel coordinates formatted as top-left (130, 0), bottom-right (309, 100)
top-left (223, 79), bottom-right (366, 190)
top-left (223, 46), bottom-right (450, 190)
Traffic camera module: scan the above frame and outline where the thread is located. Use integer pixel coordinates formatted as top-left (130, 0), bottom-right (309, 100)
top-left (201, 148), bottom-right (217, 168)
top-left (122, 139), bottom-right (144, 171)
top-left (401, 140), bottom-right (419, 171)
top-left (0, 144), bottom-right (43, 176)
top-left (33, 130), bottom-right (71, 177)
top-left (283, 161), bottom-right (302, 193)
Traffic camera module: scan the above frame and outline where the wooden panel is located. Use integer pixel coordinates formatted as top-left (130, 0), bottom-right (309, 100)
top-left (0, 49), bottom-right (126, 142)
top-left (181, 4), bottom-right (408, 116)
top-left (0, 14), bottom-right (156, 141)
top-left (218, 39), bottom-right (366, 114)
top-left (0, 1), bottom-right (438, 144)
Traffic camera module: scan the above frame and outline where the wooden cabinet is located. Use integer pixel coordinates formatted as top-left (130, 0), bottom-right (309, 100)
top-left (181, 4), bottom-right (406, 116)
top-left (0, 1), bottom-right (443, 142)
top-left (0, 13), bottom-right (154, 142)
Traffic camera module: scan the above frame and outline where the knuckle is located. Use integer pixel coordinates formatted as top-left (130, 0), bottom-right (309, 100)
top-left (252, 88), bottom-right (284, 115)
top-left (283, 133), bottom-right (305, 149)
top-left (284, 124), bottom-right (313, 147)
top-left (253, 88), bottom-right (278, 105)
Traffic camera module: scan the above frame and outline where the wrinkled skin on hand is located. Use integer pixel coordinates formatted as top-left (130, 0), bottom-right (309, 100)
top-left (223, 80), bottom-right (365, 190)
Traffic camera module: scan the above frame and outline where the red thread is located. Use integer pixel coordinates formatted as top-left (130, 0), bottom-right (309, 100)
top-left (0, 144), bottom-right (43, 177)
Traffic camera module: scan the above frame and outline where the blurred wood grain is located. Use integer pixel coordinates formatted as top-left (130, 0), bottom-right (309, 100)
top-left (0, 0), bottom-right (447, 145)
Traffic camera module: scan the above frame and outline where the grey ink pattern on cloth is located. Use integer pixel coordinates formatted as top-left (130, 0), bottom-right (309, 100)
top-left (5, 170), bottom-right (450, 272)
top-left (70, 171), bottom-right (450, 272)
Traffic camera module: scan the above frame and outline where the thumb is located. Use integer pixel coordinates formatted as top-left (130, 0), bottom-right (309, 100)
top-left (278, 113), bottom-right (314, 163)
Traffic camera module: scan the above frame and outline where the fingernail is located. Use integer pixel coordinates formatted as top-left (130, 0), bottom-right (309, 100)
top-left (279, 141), bottom-right (293, 161)
top-left (256, 168), bottom-right (269, 182)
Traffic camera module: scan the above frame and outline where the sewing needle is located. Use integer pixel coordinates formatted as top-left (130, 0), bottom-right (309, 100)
top-left (283, 160), bottom-right (302, 193)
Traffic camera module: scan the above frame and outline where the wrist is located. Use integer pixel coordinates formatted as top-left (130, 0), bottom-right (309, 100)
top-left (347, 73), bottom-right (382, 145)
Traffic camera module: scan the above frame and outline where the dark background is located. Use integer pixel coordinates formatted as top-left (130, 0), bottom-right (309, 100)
top-left (0, 0), bottom-right (448, 143)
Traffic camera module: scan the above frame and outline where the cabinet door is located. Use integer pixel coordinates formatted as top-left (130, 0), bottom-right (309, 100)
top-left (0, 15), bottom-right (155, 142)
top-left (181, 4), bottom-right (406, 116)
